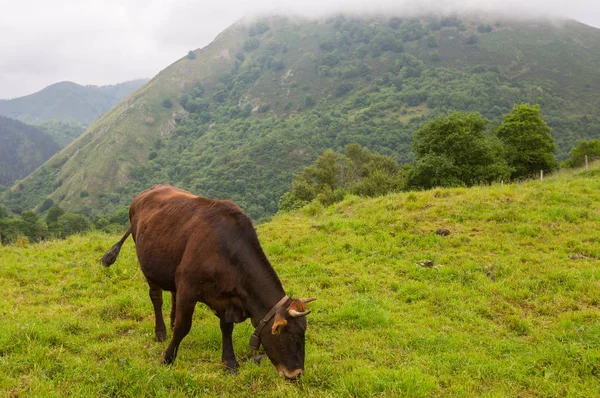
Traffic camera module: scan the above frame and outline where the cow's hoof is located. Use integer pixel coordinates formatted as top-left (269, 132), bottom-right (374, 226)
top-left (161, 356), bottom-right (174, 365)
top-left (223, 359), bottom-right (239, 373)
top-left (251, 355), bottom-right (266, 364)
top-left (155, 330), bottom-right (167, 342)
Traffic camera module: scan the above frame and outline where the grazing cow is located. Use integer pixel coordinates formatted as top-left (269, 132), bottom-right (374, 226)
top-left (101, 185), bottom-right (315, 379)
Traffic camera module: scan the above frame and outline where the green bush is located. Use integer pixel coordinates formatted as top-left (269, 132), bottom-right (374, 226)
top-left (496, 104), bottom-right (558, 179)
top-left (408, 111), bottom-right (511, 189)
top-left (465, 35), bottom-right (478, 45)
top-left (280, 144), bottom-right (405, 211)
top-left (58, 213), bottom-right (90, 238)
top-left (563, 139), bottom-right (600, 168)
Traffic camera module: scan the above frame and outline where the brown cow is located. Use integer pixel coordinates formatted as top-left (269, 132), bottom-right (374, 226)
top-left (101, 185), bottom-right (315, 379)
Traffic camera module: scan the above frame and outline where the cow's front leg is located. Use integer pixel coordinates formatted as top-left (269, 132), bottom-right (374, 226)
top-left (220, 318), bottom-right (239, 372)
top-left (148, 283), bottom-right (167, 342)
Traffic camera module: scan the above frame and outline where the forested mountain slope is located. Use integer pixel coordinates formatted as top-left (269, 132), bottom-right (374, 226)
top-left (0, 116), bottom-right (60, 188)
top-left (4, 15), bottom-right (600, 219)
top-left (0, 79), bottom-right (148, 125)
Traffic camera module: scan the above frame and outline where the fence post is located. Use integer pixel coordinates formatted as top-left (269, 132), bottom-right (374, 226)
top-left (540, 170), bottom-right (544, 181)
top-left (585, 155), bottom-right (589, 171)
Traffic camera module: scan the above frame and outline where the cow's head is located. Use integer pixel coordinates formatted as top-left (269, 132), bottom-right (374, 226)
top-left (261, 297), bottom-right (316, 380)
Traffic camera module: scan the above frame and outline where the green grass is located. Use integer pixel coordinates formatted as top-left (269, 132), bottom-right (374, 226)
top-left (1, 167), bottom-right (600, 396)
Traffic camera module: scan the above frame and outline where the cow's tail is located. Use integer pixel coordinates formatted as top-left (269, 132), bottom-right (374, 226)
top-left (101, 227), bottom-right (132, 267)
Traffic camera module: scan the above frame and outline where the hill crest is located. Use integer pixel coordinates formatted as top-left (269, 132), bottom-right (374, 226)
top-left (0, 79), bottom-right (149, 125)
top-left (3, 14), bottom-right (600, 218)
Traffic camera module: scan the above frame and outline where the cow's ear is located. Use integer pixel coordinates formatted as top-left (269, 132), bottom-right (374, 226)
top-left (272, 314), bottom-right (287, 335)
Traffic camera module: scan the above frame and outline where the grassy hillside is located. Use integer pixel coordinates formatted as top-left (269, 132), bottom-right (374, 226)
top-left (34, 120), bottom-right (86, 148)
top-left (4, 15), bottom-right (600, 219)
top-left (1, 166), bottom-right (599, 396)
top-left (0, 115), bottom-right (60, 188)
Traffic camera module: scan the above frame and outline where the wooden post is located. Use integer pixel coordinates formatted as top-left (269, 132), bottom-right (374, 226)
top-left (585, 155), bottom-right (589, 171)
top-left (540, 170), bottom-right (544, 181)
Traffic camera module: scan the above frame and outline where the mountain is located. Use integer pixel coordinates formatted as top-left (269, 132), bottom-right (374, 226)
top-left (34, 120), bottom-right (87, 148)
top-left (0, 79), bottom-right (149, 125)
top-left (3, 15), bottom-right (600, 218)
top-left (0, 115), bottom-right (60, 188)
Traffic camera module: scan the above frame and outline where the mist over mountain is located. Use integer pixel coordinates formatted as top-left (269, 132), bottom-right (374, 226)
top-left (2, 14), bottom-right (600, 219)
top-left (2, 0), bottom-right (598, 100)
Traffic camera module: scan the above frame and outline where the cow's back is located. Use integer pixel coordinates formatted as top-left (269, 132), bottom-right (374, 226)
top-left (129, 185), bottom-right (234, 291)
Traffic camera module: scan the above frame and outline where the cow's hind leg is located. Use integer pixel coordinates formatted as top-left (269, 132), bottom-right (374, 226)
top-left (163, 289), bottom-right (196, 365)
top-left (220, 319), bottom-right (239, 372)
top-left (148, 282), bottom-right (167, 342)
top-left (170, 291), bottom-right (176, 329)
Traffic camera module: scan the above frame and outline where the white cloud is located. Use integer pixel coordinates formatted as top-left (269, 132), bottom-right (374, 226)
top-left (0, 0), bottom-right (598, 98)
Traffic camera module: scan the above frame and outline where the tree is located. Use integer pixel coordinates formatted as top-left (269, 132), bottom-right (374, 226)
top-left (162, 98), bottom-right (173, 109)
top-left (304, 95), bottom-right (315, 108)
top-left (45, 205), bottom-right (64, 224)
top-left (46, 205), bottom-right (65, 236)
top-left (38, 198), bottom-right (54, 213)
top-left (564, 139), bottom-right (600, 168)
top-left (58, 213), bottom-right (90, 238)
top-left (280, 145), bottom-right (405, 211)
top-left (408, 112), bottom-right (511, 189)
top-left (477, 24), bottom-right (493, 33)
top-left (496, 104), bottom-right (558, 179)
top-left (19, 211), bottom-right (48, 241)
top-left (427, 35), bottom-right (438, 48)
top-left (465, 35), bottom-right (478, 45)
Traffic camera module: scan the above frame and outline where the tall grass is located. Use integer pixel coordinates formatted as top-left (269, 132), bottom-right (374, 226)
top-left (1, 166), bottom-right (599, 396)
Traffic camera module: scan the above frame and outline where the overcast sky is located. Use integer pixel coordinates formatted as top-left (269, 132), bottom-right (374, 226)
top-left (1, 0), bottom-right (599, 99)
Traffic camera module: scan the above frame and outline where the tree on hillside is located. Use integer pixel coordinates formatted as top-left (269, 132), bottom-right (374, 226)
top-left (46, 205), bottom-right (65, 236)
top-left (58, 213), bottom-right (90, 238)
top-left (19, 211), bottom-right (48, 241)
top-left (280, 144), bottom-right (405, 211)
top-left (496, 104), bottom-right (558, 179)
top-left (563, 139), bottom-right (600, 168)
top-left (290, 150), bottom-right (339, 204)
top-left (407, 112), bottom-right (511, 189)
top-left (38, 198), bottom-right (54, 214)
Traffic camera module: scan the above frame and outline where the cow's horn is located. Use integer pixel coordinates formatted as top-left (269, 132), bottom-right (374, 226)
top-left (298, 297), bottom-right (316, 304)
top-left (288, 309), bottom-right (311, 318)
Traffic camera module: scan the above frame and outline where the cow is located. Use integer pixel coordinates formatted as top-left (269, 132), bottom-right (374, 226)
top-left (100, 185), bottom-right (315, 379)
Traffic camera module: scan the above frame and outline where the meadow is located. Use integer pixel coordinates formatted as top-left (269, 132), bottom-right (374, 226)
top-left (1, 166), bottom-right (599, 397)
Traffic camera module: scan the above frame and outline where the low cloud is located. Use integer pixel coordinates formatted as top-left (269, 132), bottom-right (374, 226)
top-left (1, 0), bottom-right (598, 98)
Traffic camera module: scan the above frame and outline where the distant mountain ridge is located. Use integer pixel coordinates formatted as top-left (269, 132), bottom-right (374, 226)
top-left (3, 15), bottom-right (600, 218)
top-left (0, 115), bottom-right (60, 187)
top-left (0, 79), bottom-right (149, 124)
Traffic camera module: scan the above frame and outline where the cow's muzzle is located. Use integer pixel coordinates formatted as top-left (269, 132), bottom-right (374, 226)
top-left (277, 366), bottom-right (303, 380)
